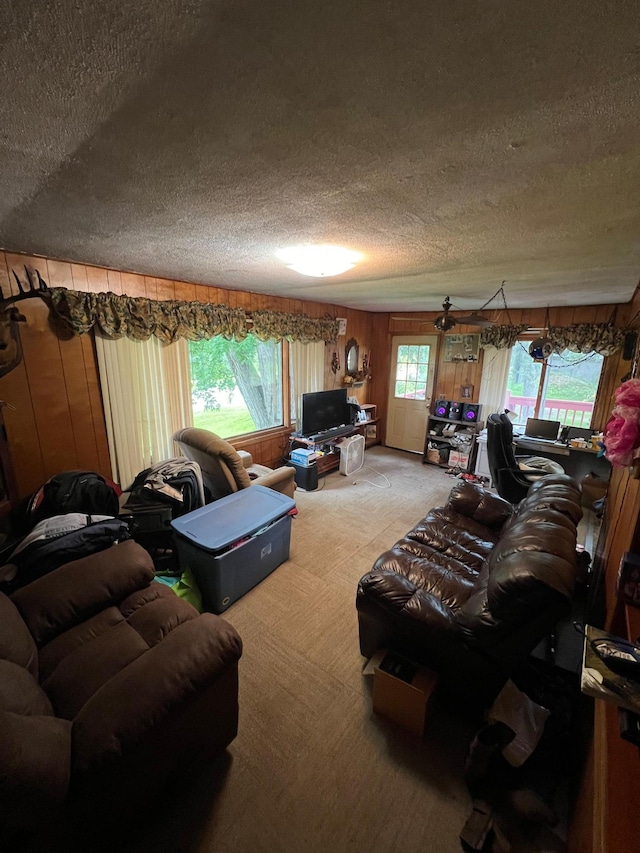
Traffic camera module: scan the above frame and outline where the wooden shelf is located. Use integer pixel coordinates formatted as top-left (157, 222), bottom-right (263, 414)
top-left (354, 404), bottom-right (380, 448)
top-left (423, 415), bottom-right (483, 472)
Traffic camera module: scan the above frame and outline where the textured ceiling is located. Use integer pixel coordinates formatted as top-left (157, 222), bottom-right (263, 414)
top-left (1, 1), bottom-right (639, 312)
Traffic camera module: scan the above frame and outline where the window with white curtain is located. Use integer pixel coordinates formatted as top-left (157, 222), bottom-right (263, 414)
top-left (95, 335), bottom-right (192, 489)
top-left (290, 340), bottom-right (325, 424)
top-left (96, 331), bottom-right (326, 486)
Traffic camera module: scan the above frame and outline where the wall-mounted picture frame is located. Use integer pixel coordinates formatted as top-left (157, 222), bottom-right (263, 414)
top-left (460, 384), bottom-right (474, 399)
top-left (336, 317), bottom-right (347, 337)
top-left (443, 334), bottom-right (480, 363)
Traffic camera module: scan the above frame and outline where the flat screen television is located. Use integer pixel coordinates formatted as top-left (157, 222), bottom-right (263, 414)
top-left (300, 389), bottom-right (351, 437)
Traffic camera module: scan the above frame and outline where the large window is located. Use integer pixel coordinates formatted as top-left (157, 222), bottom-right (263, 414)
top-left (188, 335), bottom-right (283, 438)
top-left (505, 341), bottom-right (604, 429)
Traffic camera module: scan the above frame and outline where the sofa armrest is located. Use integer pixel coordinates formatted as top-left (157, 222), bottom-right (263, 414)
top-left (238, 449), bottom-right (253, 468)
top-left (10, 540), bottom-right (155, 647)
top-left (72, 613), bottom-right (242, 773)
top-left (357, 570), bottom-right (457, 634)
top-left (447, 480), bottom-right (513, 529)
top-left (0, 712), bottom-right (71, 830)
top-left (357, 570), bottom-right (458, 660)
top-left (253, 465), bottom-right (296, 496)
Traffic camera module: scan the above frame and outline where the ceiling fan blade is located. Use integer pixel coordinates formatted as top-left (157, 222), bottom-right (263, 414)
top-left (456, 313), bottom-right (495, 328)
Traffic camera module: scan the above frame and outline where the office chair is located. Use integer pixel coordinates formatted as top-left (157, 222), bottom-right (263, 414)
top-left (486, 413), bottom-right (545, 503)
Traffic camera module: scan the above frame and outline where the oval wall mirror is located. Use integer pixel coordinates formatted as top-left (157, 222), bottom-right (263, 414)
top-left (345, 338), bottom-right (359, 375)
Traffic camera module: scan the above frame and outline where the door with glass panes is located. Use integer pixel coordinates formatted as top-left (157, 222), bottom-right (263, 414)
top-left (386, 336), bottom-right (437, 453)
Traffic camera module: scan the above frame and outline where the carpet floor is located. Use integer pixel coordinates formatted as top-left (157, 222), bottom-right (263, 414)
top-left (116, 448), bottom-right (479, 853)
top-left (50, 448), bottom-right (595, 853)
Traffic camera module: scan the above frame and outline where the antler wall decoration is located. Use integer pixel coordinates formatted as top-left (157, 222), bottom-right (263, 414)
top-left (0, 265), bottom-right (49, 378)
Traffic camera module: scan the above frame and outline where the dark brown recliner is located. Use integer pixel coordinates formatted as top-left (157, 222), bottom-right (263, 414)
top-left (0, 539), bottom-right (242, 839)
top-left (357, 475), bottom-right (582, 703)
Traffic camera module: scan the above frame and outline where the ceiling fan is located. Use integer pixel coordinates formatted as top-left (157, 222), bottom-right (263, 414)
top-left (392, 296), bottom-right (496, 332)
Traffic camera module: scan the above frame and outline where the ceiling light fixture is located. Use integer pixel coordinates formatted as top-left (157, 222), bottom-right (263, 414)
top-left (276, 244), bottom-right (361, 277)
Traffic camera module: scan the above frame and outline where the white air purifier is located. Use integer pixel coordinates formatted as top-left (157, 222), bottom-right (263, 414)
top-left (339, 434), bottom-right (365, 476)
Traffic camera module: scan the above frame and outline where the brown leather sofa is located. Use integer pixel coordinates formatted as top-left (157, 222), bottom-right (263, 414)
top-left (0, 539), bottom-right (242, 839)
top-left (357, 474), bottom-right (582, 703)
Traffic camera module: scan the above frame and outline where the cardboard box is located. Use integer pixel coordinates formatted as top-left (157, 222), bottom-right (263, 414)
top-left (366, 650), bottom-right (439, 736)
top-left (290, 447), bottom-right (317, 466)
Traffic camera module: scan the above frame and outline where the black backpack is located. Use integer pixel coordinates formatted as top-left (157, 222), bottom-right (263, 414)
top-left (29, 470), bottom-right (120, 526)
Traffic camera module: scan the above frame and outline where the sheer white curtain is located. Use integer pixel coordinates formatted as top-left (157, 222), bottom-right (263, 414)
top-left (478, 346), bottom-right (512, 419)
top-left (95, 334), bottom-right (193, 488)
top-left (290, 340), bottom-right (325, 424)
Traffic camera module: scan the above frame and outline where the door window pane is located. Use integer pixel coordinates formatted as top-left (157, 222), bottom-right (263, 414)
top-left (189, 335), bottom-right (283, 438)
top-left (394, 344), bottom-right (431, 399)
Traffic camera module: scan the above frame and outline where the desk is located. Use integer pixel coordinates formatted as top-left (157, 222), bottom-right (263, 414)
top-left (514, 438), bottom-right (611, 482)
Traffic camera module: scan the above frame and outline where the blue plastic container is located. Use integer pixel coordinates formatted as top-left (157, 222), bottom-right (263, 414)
top-left (171, 485), bottom-right (296, 613)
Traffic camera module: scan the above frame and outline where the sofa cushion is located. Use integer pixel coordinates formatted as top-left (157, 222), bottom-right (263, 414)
top-left (125, 589), bottom-right (198, 646)
top-left (11, 539), bottom-right (155, 647)
top-left (38, 607), bottom-right (126, 682)
top-left (0, 594), bottom-right (38, 677)
top-left (42, 620), bottom-right (150, 720)
top-left (40, 587), bottom-right (199, 719)
top-left (373, 541), bottom-right (478, 608)
top-left (0, 660), bottom-right (53, 716)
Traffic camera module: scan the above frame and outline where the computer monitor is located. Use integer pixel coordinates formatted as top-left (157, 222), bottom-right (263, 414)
top-left (525, 417), bottom-right (561, 441)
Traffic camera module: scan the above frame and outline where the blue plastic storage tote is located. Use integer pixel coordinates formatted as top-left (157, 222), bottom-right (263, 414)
top-left (171, 485), bottom-right (296, 613)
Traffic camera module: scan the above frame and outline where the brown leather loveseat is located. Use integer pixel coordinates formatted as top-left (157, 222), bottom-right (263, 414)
top-left (0, 539), bottom-right (242, 840)
top-left (357, 474), bottom-right (582, 703)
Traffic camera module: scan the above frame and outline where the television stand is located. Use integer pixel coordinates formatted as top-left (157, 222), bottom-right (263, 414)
top-left (287, 428), bottom-right (357, 477)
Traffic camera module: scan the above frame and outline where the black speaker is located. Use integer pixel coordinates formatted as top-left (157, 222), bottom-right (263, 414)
top-left (462, 403), bottom-right (480, 423)
top-left (434, 399), bottom-right (450, 418)
top-left (287, 460), bottom-right (318, 491)
top-left (448, 402), bottom-right (462, 420)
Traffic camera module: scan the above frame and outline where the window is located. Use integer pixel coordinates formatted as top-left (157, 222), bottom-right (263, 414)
top-left (505, 341), bottom-right (604, 429)
top-left (189, 335), bottom-right (283, 438)
top-left (394, 344), bottom-right (431, 399)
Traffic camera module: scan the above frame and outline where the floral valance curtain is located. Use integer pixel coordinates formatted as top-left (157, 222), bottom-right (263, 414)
top-left (547, 323), bottom-right (625, 357)
top-left (49, 288), bottom-right (339, 344)
top-left (481, 322), bottom-right (625, 355)
top-left (251, 309), bottom-right (338, 343)
top-left (480, 325), bottom-right (529, 349)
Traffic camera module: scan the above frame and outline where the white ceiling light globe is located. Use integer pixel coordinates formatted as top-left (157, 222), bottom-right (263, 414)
top-left (276, 244), bottom-right (362, 277)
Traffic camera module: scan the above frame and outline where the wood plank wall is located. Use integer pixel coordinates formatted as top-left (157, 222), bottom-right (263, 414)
top-left (567, 286), bottom-right (640, 853)
top-left (0, 246), bottom-right (632, 502)
top-left (0, 251), bottom-right (373, 496)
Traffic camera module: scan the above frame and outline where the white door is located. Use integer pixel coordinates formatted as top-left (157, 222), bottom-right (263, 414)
top-left (386, 336), bottom-right (437, 453)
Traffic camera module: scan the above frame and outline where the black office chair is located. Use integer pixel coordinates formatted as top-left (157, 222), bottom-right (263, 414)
top-left (486, 413), bottom-right (541, 503)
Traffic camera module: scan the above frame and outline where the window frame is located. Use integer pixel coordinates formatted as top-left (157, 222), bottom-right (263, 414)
top-left (505, 338), bottom-right (605, 430)
top-left (188, 335), bottom-right (291, 440)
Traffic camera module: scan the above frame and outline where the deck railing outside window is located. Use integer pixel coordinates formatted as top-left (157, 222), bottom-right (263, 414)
top-left (505, 395), bottom-right (594, 428)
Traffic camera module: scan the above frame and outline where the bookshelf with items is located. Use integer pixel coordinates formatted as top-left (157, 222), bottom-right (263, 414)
top-left (354, 403), bottom-right (380, 448)
top-left (423, 414), bottom-right (483, 472)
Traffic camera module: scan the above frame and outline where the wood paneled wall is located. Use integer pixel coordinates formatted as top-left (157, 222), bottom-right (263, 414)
top-left (568, 285), bottom-right (640, 853)
top-left (387, 303), bottom-right (631, 430)
top-left (0, 251), bottom-right (375, 495)
top-left (0, 246), bottom-right (634, 500)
